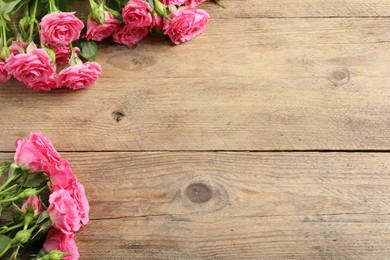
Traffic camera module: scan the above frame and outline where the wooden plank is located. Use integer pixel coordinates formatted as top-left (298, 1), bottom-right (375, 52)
top-left (1, 152), bottom-right (388, 258)
top-left (1, 18), bottom-right (390, 151)
top-left (74, 0), bottom-right (390, 18)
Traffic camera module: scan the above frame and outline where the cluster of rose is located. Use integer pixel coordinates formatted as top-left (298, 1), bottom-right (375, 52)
top-left (0, 0), bottom-right (219, 91)
top-left (0, 133), bottom-right (89, 260)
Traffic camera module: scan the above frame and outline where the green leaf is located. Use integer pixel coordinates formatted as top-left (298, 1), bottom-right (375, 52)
top-left (18, 172), bottom-right (48, 188)
top-left (80, 40), bottom-right (98, 61)
top-left (146, 0), bottom-right (154, 9)
top-left (0, 234), bottom-right (12, 254)
top-left (0, 0), bottom-right (22, 14)
top-left (26, 41), bottom-right (37, 53)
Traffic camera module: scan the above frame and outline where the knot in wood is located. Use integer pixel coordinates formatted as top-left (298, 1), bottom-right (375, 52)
top-left (328, 67), bottom-right (350, 86)
top-left (185, 183), bottom-right (212, 204)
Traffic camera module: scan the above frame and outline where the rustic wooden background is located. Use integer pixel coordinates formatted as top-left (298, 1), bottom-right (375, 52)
top-left (1, 0), bottom-right (390, 258)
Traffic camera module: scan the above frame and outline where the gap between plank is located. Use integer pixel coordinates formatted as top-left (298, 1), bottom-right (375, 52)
top-left (1, 149), bottom-right (390, 153)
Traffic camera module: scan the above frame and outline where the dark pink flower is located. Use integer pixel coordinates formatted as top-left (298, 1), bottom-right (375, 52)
top-left (49, 160), bottom-right (76, 189)
top-left (14, 132), bottom-right (61, 172)
top-left (53, 46), bottom-right (80, 66)
top-left (113, 25), bottom-right (149, 46)
top-left (48, 188), bottom-right (82, 234)
top-left (40, 12), bottom-right (84, 46)
top-left (0, 61), bottom-right (11, 83)
top-left (163, 8), bottom-right (210, 44)
top-left (66, 180), bottom-right (89, 226)
top-left (85, 11), bottom-right (121, 41)
top-left (9, 40), bottom-right (29, 55)
top-left (185, 0), bottom-right (207, 7)
top-left (122, 0), bottom-right (153, 28)
top-left (44, 229), bottom-right (79, 260)
top-left (5, 48), bottom-right (55, 85)
top-left (161, 0), bottom-right (186, 5)
top-left (21, 196), bottom-right (41, 216)
top-left (25, 73), bottom-right (58, 91)
top-left (58, 61), bottom-right (102, 90)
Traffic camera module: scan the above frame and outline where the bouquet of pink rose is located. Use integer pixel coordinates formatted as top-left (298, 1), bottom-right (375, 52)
top-left (0, 132), bottom-right (89, 260)
top-left (0, 0), bottom-right (221, 91)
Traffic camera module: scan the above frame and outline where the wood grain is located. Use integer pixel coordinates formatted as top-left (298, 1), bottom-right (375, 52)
top-left (1, 18), bottom-right (390, 151)
top-left (74, 0), bottom-right (390, 18)
top-left (1, 152), bottom-right (388, 259)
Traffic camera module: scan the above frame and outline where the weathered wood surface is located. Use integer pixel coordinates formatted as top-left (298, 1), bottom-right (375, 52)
top-left (2, 152), bottom-right (389, 259)
top-left (2, 0), bottom-right (390, 259)
top-left (74, 0), bottom-right (390, 18)
top-left (1, 17), bottom-right (390, 151)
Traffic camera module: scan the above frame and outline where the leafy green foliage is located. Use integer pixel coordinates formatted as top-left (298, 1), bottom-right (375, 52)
top-left (18, 172), bottom-right (48, 188)
top-left (0, 0), bottom-right (22, 14)
top-left (0, 235), bottom-right (12, 254)
top-left (79, 40), bottom-right (99, 61)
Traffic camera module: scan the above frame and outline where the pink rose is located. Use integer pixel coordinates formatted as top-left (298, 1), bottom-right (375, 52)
top-left (48, 188), bottom-right (82, 234)
top-left (49, 160), bottom-right (76, 189)
top-left (163, 8), bottom-right (210, 44)
top-left (122, 0), bottom-right (153, 28)
top-left (44, 229), bottom-right (79, 260)
top-left (85, 11), bottom-right (121, 41)
top-left (161, 0), bottom-right (186, 5)
top-left (66, 180), bottom-right (89, 225)
top-left (14, 132), bottom-right (61, 172)
top-left (58, 61), bottom-right (102, 90)
top-left (113, 25), bottom-right (149, 46)
top-left (153, 14), bottom-right (164, 30)
top-left (26, 73), bottom-right (59, 91)
top-left (53, 46), bottom-right (81, 66)
top-left (0, 61), bottom-right (11, 83)
top-left (5, 48), bottom-right (55, 85)
top-left (185, 0), bottom-right (207, 7)
top-left (40, 12), bottom-right (84, 47)
top-left (9, 40), bottom-right (29, 55)
top-left (21, 196), bottom-right (41, 216)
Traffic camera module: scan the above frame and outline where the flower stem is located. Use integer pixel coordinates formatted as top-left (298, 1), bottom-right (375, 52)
top-left (48, 0), bottom-right (58, 13)
top-left (0, 223), bottom-right (24, 234)
top-left (0, 15), bottom-right (7, 47)
top-left (0, 184), bottom-right (17, 196)
top-left (0, 243), bottom-right (11, 258)
top-left (0, 172), bottom-right (21, 193)
top-left (28, 0), bottom-right (39, 42)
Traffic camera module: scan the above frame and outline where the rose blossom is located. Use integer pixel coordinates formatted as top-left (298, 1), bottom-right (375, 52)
top-left (53, 46), bottom-right (81, 66)
top-left (44, 229), bottom-right (79, 260)
top-left (85, 11), bottom-right (121, 41)
top-left (21, 196), bottom-right (41, 216)
top-left (185, 0), bottom-right (207, 7)
top-left (49, 160), bottom-right (76, 189)
top-left (113, 25), bottom-right (149, 46)
top-left (58, 61), bottom-right (102, 90)
top-left (161, 0), bottom-right (186, 5)
top-left (163, 8), bottom-right (210, 44)
top-left (5, 48), bottom-right (55, 85)
top-left (0, 61), bottom-right (11, 83)
top-left (26, 73), bottom-right (58, 91)
top-left (48, 188), bottom-right (82, 234)
top-left (66, 180), bottom-right (89, 225)
top-left (40, 12), bottom-right (84, 46)
top-left (9, 40), bottom-right (29, 55)
top-left (14, 132), bottom-right (61, 172)
top-left (153, 14), bottom-right (164, 30)
top-left (122, 0), bottom-right (153, 28)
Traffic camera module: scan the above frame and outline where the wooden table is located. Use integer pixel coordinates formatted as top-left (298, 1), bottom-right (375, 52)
top-left (1, 0), bottom-right (390, 258)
